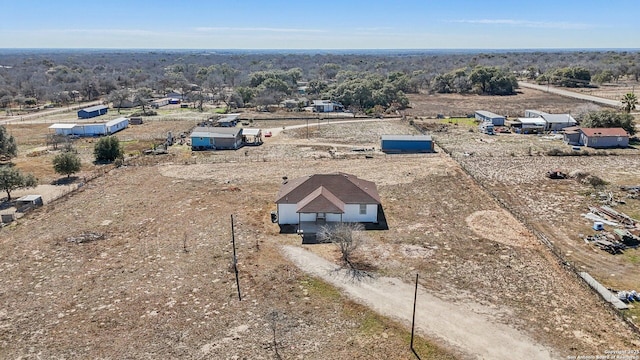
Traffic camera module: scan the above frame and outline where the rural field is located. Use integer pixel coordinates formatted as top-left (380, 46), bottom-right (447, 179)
top-left (1, 87), bottom-right (640, 359)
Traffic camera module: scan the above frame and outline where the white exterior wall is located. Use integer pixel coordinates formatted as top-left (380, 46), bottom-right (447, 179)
top-left (343, 204), bottom-right (378, 223)
top-left (278, 203), bottom-right (377, 224)
top-left (78, 124), bottom-right (107, 136)
top-left (106, 119), bottom-right (129, 134)
top-left (277, 204), bottom-right (299, 224)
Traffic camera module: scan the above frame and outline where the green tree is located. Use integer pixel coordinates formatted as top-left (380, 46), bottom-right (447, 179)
top-left (544, 67), bottom-right (591, 87)
top-left (94, 136), bottom-right (123, 163)
top-left (469, 66), bottom-right (517, 95)
top-left (236, 87), bottom-right (254, 105)
top-left (0, 125), bottom-right (18, 159)
top-left (581, 110), bottom-right (636, 135)
top-left (621, 93), bottom-right (637, 113)
top-left (0, 166), bottom-right (38, 201)
top-left (53, 152), bottom-right (81, 178)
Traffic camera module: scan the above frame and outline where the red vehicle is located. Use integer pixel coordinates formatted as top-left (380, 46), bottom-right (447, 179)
top-left (264, 131), bottom-right (272, 137)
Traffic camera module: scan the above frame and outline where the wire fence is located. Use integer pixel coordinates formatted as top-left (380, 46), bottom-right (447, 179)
top-left (435, 137), bottom-right (640, 335)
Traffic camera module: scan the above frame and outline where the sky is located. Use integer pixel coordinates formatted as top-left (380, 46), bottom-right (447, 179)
top-left (1, 0), bottom-right (639, 50)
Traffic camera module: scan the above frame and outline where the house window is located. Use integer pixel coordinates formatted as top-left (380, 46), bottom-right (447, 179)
top-left (359, 204), bottom-right (367, 215)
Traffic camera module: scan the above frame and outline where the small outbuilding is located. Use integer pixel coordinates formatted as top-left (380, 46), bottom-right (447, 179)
top-left (513, 118), bottom-right (546, 134)
top-left (191, 127), bottom-right (243, 150)
top-left (580, 128), bottom-right (629, 148)
top-left (151, 98), bottom-right (170, 108)
top-left (15, 195), bottom-right (43, 212)
top-left (241, 128), bottom-right (263, 145)
top-left (381, 135), bottom-right (434, 153)
top-left (475, 111), bottom-right (505, 126)
top-left (216, 114), bottom-right (240, 127)
top-left (563, 126), bottom-right (582, 145)
top-left (77, 105), bottom-right (108, 119)
top-left (312, 100), bottom-right (344, 113)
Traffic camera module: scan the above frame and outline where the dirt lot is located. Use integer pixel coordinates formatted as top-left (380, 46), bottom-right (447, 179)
top-left (406, 86), bottom-right (606, 119)
top-left (2, 88), bottom-right (640, 359)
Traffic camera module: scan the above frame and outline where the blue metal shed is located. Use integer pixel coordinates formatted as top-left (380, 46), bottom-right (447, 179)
top-left (78, 105), bottom-right (108, 119)
top-left (381, 135), bottom-right (434, 153)
top-left (191, 127), bottom-right (243, 150)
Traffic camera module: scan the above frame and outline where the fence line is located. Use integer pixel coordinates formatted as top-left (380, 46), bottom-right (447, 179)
top-left (434, 137), bottom-right (640, 335)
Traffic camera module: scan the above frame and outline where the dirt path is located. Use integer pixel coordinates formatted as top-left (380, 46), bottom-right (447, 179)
top-left (281, 245), bottom-right (558, 360)
top-left (518, 81), bottom-right (622, 108)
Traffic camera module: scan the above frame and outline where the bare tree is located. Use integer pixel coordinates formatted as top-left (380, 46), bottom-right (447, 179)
top-left (317, 222), bottom-right (371, 279)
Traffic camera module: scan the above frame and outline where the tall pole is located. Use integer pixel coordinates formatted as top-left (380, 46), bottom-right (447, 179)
top-left (306, 118), bottom-right (309, 139)
top-left (231, 214), bottom-right (242, 301)
top-left (410, 273), bottom-right (421, 359)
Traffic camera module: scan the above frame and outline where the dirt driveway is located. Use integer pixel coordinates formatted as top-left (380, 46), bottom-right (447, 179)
top-left (282, 246), bottom-right (556, 360)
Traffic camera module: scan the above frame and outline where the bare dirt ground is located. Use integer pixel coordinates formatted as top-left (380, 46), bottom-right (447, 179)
top-left (282, 246), bottom-right (554, 359)
top-left (2, 88), bottom-right (640, 359)
top-left (405, 86), bottom-right (595, 118)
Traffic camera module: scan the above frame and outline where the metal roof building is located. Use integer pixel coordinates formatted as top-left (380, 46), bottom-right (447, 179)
top-left (475, 111), bottom-right (505, 126)
top-left (381, 134), bottom-right (434, 153)
top-left (77, 105), bottom-right (108, 119)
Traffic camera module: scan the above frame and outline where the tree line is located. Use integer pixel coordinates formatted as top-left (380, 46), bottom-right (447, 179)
top-left (1, 49), bottom-right (640, 114)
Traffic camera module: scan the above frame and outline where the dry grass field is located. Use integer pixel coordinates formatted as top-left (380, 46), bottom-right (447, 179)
top-left (1, 87), bottom-right (640, 359)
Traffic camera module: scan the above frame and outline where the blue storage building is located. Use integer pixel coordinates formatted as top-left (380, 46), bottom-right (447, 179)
top-left (78, 105), bottom-right (108, 119)
top-left (191, 127), bottom-right (243, 150)
top-left (381, 135), bottom-right (434, 153)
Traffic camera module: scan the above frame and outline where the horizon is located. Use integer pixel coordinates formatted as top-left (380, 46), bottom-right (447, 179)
top-left (2, 0), bottom-right (639, 49)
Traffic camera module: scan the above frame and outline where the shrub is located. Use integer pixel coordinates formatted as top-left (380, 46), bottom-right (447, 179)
top-left (94, 136), bottom-right (123, 163)
top-left (53, 152), bottom-right (81, 178)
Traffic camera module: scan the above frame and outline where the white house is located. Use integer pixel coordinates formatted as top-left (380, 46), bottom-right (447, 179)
top-left (275, 173), bottom-right (381, 227)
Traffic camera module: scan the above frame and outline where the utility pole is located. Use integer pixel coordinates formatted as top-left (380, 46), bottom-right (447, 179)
top-left (231, 214), bottom-right (242, 301)
top-left (410, 273), bottom-right (421, 360)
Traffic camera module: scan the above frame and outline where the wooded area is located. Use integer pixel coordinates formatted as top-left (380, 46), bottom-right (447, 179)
top-left (1, 49), bottom-right (639, 114)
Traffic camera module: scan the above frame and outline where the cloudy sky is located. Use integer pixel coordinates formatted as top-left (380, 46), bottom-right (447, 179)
top-left (1, 0), bottom-right (638, 49)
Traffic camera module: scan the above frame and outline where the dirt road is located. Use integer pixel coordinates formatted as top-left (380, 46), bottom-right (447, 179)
top-left (282, 245), bottom-right (557, 360)
top-left (518, 82), bottom-right (622, 108)
top-left (0, 100), bottom-right (103, 125)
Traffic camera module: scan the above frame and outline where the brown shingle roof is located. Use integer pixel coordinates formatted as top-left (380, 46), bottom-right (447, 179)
top-left (580, 128), bottom-right (628, 137)
top-left (296, 186), bottom-right (345, 213)
top-left (275, 173), bottom-right (381, 205)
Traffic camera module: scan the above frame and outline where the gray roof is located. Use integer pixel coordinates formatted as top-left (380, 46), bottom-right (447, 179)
top-left (475, 110), bottom-right (505, 119)
top-left (81, 105), bottom-right (108, 112)
top-left (17, 195), bottom-right (42, 202)
top-left (105, 117), bottom-right (129, 127)
top-left (191, 127), bottom-right (241, 138)
top-left (516, 118), bottom-right (546, 125)
top-left (242, 128), bottom-right (261, 136)
top-left (381, 134), bottom-right (432, 141)
top-left (540, 114), bottom-right (576, 124)
top-left (49, 123), bottom-right (77, 129)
